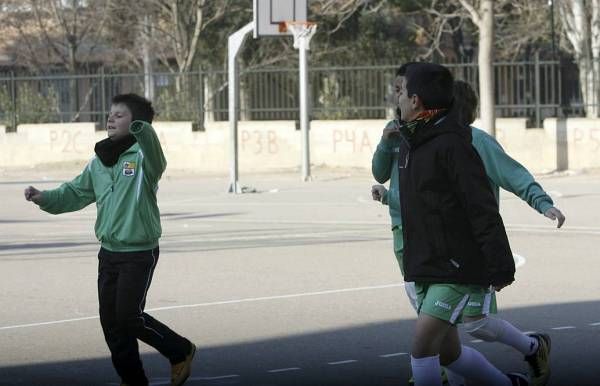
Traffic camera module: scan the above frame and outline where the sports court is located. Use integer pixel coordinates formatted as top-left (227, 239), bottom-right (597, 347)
top-left (2, 167), bottom-right (600, 385)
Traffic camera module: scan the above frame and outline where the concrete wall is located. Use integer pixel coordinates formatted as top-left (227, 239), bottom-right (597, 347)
top-left (1, 118), bottom-right (599, 174)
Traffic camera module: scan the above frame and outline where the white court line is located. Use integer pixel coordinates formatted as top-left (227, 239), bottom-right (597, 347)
top-left (379, 352), bottom-right (408, 358)
top-left (470, 339), bottom-right (484, 343)
top-left (147, 374), bottom-right (241, 384)
top-left (589, 322), bottom-right (600, 326)
top-left (0, 228), bottom-right (386, 252)
top-left (0, 283), bottom-right (405, 331)
top-left (6, 222), bottom-right (600, 244)
top-left (328, 360), bottom-right (358, 365)
top-left (189, 375), bottom-right (240, 380)
top-left (267, 367), bottom-right (302, 373)
top-left (551, 326), bottom-right (576, 330)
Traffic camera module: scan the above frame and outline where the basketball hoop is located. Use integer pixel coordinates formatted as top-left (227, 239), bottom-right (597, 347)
top-left (279, 21), bottom-right (317, 50)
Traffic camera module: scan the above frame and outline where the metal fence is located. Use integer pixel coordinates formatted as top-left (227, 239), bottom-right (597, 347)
top-left (0, 58), bottom-right (597, 131)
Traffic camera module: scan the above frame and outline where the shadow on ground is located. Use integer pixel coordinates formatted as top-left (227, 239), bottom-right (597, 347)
top-left (1, 301), bottom-right (599, 385)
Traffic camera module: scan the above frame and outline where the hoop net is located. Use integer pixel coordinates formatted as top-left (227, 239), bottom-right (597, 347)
top-left (279, 21), bottom-right (317, 50)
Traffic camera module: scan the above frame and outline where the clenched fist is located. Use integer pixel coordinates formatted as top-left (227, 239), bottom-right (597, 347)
top-left (24, 186), bottom-right (43, 205)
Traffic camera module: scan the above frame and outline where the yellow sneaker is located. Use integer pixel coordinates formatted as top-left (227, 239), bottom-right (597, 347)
top-left (171, 341), bottom-right (197, 386)
top-left (525, 333), bottom-right (551, 386)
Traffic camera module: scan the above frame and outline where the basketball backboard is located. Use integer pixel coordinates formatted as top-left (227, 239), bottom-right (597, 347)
top-left (253, 0), bottom-right (308, 38)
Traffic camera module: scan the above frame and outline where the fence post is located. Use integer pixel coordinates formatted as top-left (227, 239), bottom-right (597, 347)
top-left (535, 52), bottom-right (541, 127)
top-left (9, 71), bottom-right (17, 131)
top-left (198, 66), bottom-right (205, 130)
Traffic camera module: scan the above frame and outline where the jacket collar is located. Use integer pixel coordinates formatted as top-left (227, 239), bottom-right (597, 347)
top-left (94, 135), bottom-right (138, 167)
top-left (404, 109), bottom-right (471, 148)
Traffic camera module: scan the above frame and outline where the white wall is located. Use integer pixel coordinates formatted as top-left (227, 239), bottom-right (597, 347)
top-left (1, 118), bottom-right (599, 174)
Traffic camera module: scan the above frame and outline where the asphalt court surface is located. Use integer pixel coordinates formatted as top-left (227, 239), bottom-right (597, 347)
top-left (1, 166), bottom-right (600, 385)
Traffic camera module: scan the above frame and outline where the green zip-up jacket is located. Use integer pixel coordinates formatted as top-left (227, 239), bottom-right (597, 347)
top-left (39, 121), bottom-right (166, 252)
top-left (372, 124), bottom-right (554, 229)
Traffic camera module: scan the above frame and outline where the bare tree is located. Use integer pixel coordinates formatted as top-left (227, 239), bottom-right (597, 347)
top-left (311, 0), bottom-right (386, 34)
top-left (413, 0), bottom-right (555, 135)
top-left (1, 0), bottom-right (110, 73)
top-left (559, 0), bottom-right (599, 117)
top-left (148, 0), bottom-right (233, 88)
top-left (1, 0), bottom-right (111, 120)
top-left (457, 0), bottom-right (496, 136)
top-left (593, 0), bottom-right (600, 117)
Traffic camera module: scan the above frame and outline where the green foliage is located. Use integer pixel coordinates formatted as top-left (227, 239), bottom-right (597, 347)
top-left (153, 85), bottom-right (198, 122)
top-left (0, 83), bottom-right (60, 129)
top-left (313, 73), bottom-right (359, 120)
top-left (310, 5), bottom-right (416, 66)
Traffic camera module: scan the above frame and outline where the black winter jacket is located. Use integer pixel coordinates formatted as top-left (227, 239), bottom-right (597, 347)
top-left (398, 113), bottom-right (515, 287)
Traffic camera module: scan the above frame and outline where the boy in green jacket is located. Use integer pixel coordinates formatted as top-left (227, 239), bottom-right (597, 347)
top-left (24, 94), bottom-right (195, 386)
top-left (372, 80), bottom-right (564, 386)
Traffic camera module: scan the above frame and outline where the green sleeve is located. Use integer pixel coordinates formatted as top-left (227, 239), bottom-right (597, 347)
top-left (40, 161), bottom-right (96, 214)
top-left (387, 188), bottom-right (401, 212)
top-left (380, 188), bottom-right (401, 215)
top-left (129, 120), bottom-right (167, 181)
top-left (381, 190), bottom-right (389, 205)
top-left (371, 121), bottom-right (397, 184)
top-left (475, 132), bottom-right (554, 214)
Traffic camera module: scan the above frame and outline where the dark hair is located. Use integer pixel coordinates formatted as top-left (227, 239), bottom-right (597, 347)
top-left (395, 62), bottom-right (417, 77)
top-left (399, 62), bottom-right (454, 110)
top-left (452, 80), bottom-right (478, 126)
top-left (111, 93), bottom-right (155, 123)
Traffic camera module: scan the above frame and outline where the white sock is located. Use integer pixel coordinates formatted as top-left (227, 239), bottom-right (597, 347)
top-left (411, 355), bottom-right (443, 386)
top-left (445, 367), bottom-right (466, 386)
top-left (445, 346), bottom-right (511, 386)
top-left (485, 317), bottom-right (539, 356)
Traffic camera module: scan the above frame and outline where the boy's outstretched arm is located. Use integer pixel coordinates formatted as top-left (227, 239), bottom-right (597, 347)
top-left (129, 120), bottom-right (167, 181)
top-left (25, 162), bottom-right (96, 214)
top-left (475, 133), bottom-right (566, 228)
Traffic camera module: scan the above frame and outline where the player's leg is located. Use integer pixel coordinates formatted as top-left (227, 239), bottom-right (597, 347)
top-left (411, 312), bottom-right (450, 386)
top-left (462, 291), bottom-right (550, 385)
top-left (414, 284), bottom-right (527, 386)
top-left (98, 247), bottom-right (148, 385)
top-left (410, 283), bottom-right (473, 386)
top-left (114, 247), bottom-right (194, 384)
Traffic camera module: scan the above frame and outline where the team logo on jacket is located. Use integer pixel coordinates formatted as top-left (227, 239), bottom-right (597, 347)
top-left (122, 161), bottom-right (136, 177)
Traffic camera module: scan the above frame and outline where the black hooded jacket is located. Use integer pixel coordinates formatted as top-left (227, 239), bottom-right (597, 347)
top-left (398, 112), bottom-right (515, 287)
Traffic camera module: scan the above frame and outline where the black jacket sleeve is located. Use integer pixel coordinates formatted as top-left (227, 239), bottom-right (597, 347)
top-left (443, 135), bottom-right (515, 286)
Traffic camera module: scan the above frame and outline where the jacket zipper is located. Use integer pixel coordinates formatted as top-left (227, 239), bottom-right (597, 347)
top-left (105, 165), bottom-right (117, 243)
top-left (400, 135), bottom-right (411, 168)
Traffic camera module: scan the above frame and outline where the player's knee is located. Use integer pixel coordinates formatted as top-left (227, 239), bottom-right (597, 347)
top-left (115, 313), bottom-right (142, 331)
top-left (463, 316), bottom-right (498, 341)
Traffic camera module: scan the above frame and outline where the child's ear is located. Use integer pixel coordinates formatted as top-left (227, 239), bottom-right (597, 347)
top-left (411, 94), bottom-right (423, 111)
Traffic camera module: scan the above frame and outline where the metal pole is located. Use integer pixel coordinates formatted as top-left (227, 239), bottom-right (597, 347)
top-left (299, 38), bottom-right (311, 181)
top-left (227, 22), bottom-right (254, 194)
